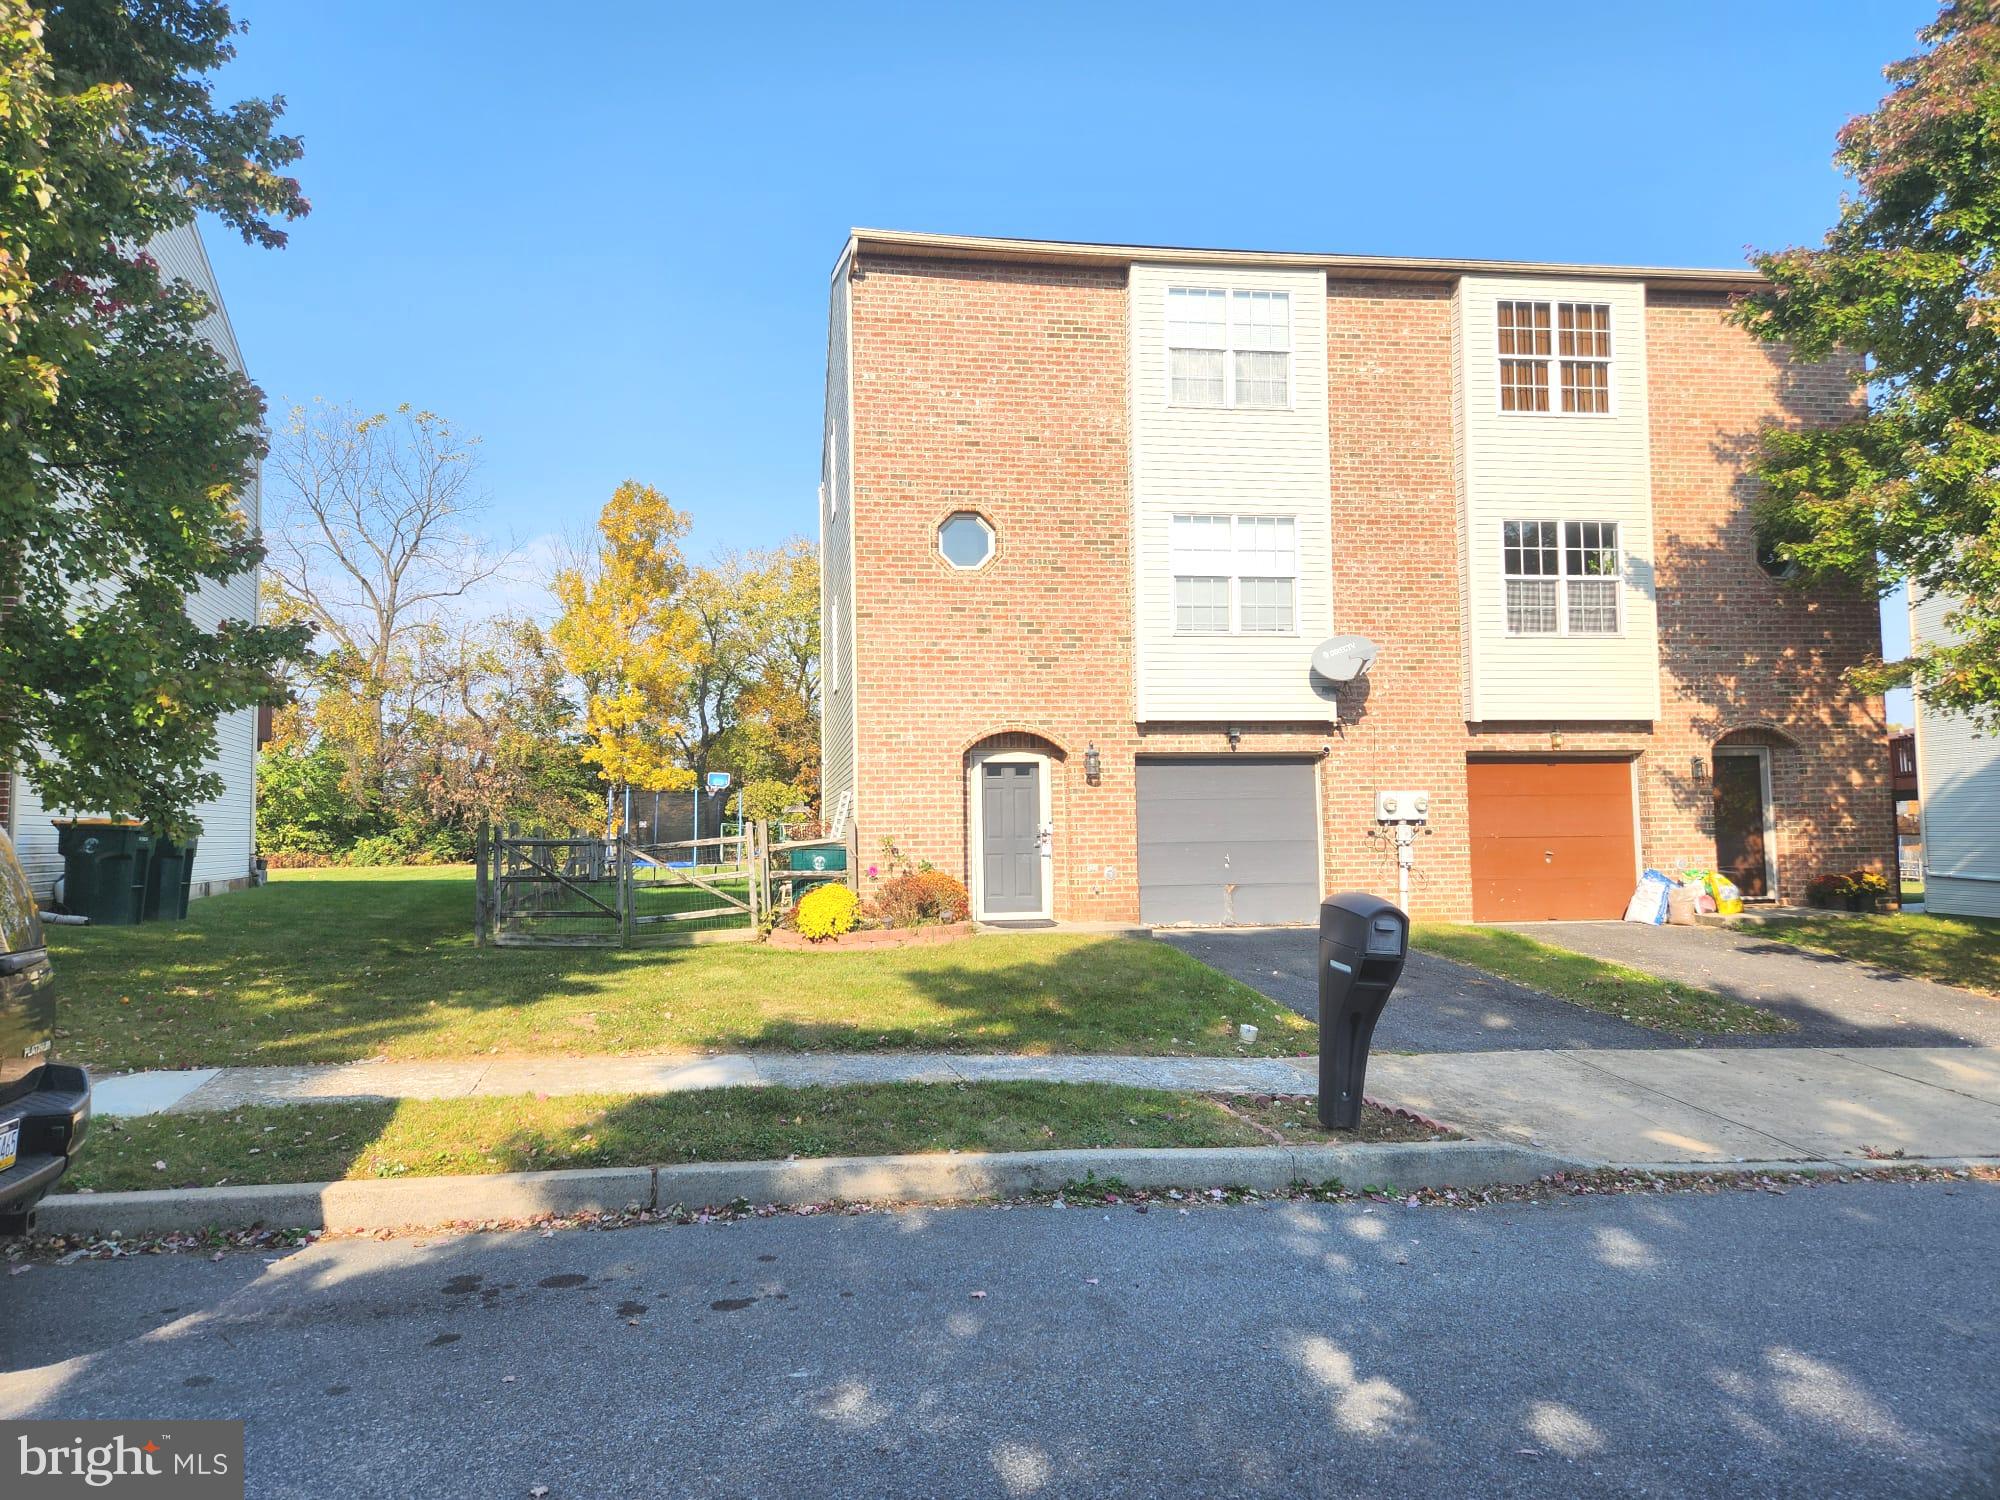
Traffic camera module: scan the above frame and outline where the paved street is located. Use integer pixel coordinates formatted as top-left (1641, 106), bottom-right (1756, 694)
top-left (3, 1182), bottom-right (1995, 1498)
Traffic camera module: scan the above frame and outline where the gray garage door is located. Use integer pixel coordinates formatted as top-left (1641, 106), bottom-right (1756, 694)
top-left (1136, 758), bottom-right (1320, 926)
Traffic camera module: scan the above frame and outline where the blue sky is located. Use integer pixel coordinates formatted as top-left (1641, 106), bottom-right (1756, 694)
top-left (205, 1), bottom-right (1929, 710)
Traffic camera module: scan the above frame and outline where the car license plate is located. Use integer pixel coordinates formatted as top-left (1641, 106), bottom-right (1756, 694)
top-left (0, 1121), bottom-right (16, 1173)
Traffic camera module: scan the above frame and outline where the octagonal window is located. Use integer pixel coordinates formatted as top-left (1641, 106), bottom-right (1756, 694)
top-left (938, 511), bottom-right (995, 570)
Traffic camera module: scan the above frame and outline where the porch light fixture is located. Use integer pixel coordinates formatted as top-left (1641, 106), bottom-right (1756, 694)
top-left (1227, 726), bottom-right (1242, 751)
top-left (1084, 743), bottom-right (1102, 785)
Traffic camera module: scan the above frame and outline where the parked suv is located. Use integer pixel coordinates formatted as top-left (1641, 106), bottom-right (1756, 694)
top-left (0, 827), bottom-right (90, 1233)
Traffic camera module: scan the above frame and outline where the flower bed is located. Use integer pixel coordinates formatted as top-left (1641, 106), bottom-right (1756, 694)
top-left (766, 920), bottom-right (977, 951)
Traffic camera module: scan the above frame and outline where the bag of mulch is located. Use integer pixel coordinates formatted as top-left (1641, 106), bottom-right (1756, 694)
top-left (1665, 884), bottom-right (1699, 925)
top-left (1622, 869), bottom-right (1674, 924)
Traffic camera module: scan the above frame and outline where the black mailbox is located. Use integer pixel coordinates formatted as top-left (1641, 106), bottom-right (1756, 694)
top-left (1317, 892), bottom-right (1409, 1129)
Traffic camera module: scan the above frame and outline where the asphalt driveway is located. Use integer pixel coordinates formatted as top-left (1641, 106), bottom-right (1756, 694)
top-left (1518, 921), bottom-right (2000, 1049)
top-left (1160, 930), bottom-right (1671, 1052)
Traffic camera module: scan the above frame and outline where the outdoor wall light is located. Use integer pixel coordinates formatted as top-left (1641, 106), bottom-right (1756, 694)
top-left (1227, 726), bottom-right (1242, 751)
top-left (1084, 743), bottom-right (1102, 785)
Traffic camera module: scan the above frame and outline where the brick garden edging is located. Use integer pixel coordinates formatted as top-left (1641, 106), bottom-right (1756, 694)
top-left (765, 921), bottom-right (976, 951)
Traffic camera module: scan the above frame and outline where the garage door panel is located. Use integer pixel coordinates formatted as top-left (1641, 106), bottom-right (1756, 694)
top-left (1467, 759), bottom-right (1637, 922)
top-left (1137, 758), bottom-right (1319, 927)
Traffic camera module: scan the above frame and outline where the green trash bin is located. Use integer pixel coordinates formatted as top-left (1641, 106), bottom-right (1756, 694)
top-left (54, 819), bottom-right (152, 926)
top-left (141, 838), bottom-right (199, 922)
top-left (786, 843), bottom-right (847, 875)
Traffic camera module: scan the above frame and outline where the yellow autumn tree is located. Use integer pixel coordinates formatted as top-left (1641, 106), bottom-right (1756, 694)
top-left (551, 482), bottom-right (698, 822)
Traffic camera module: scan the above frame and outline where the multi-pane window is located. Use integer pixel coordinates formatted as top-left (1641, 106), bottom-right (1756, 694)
top-left (1563, 520), bottom-right (1620, 632)
top-left (1502, 519), bottom-right (1621, 635)
top-left (1502, 520), bottom-right (1559, 632)
top-left (1171, 514), bottom-right (1298, 634)
top-left (1166, 289), bottom-right (1291, 408)
top-left (1497, 300), bottom-right (1613, 414)
top-left (1558, 304), bottom-right (1612, 413)
top-left (1497, 301), bottom-right (1552, 412)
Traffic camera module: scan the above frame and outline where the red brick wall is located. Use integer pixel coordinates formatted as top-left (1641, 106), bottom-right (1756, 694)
top-left (847, 256), bottom-right (1135, 912)
top-left (845, 255), bottom-right (1890, 921)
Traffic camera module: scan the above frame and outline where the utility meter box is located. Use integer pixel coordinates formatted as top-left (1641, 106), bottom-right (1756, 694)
top-left (1374, 789), bottom-right (1431, 823)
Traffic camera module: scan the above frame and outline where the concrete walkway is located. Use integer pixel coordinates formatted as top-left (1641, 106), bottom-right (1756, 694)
top-left (89, 1045), bottom-right (2000, 1168)
top-left (90, 1052), bottom-right (1323, 1116)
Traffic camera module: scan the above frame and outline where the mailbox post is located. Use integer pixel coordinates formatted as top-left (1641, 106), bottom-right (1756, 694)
top-left (1317, 892), bottom-right (1410, 1129)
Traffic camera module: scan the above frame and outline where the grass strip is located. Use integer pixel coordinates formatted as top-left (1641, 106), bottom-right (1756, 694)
top-left (1413, 924), bottom-right (1793, 1036)
top-left (62, 1082), bottom-right (1442, 1194)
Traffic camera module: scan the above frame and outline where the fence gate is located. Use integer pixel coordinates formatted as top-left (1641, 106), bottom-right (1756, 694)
top-left (474, 825), bottom-right (775, 948)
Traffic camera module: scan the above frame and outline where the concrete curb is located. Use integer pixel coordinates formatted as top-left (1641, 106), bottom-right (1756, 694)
top-left (35, 1142), bottom-right (1580, 1238)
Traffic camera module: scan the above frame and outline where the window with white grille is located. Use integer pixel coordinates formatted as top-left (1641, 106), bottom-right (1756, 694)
top-left (1497, 300), bottom-right (1613, 414)
top-left (1502, 519), bottom-right (1621, 635)
top-left (1166, 288), bottom-right (1292, 408)
top-left (1171, 514), bottom-right (1297, 634)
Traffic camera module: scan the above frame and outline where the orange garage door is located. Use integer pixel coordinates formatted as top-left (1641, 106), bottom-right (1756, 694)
top-left (1466, 758), bottom-right (1638, 921)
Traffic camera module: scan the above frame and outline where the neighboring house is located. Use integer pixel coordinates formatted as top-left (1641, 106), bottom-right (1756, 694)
top-left (1909, 594), bottom-right (2000, 917)
top-left (819, 229), bottom-right (1891, 925)
top-left (1, 220), bottom-right (264, 907)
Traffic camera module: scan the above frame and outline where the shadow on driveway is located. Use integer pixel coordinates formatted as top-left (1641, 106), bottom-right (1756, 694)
top-left (1158, 930), bottom-right (1673, 1053)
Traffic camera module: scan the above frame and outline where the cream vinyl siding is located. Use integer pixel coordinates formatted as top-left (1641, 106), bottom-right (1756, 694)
top-left (818, 252), bottom-right (858, 831)
top-left (1456, 275), bottom-right (1661, 722)
top-left (1911, 590), bottom-right (2000, 916)
top-left (9, 221), bottom-right (260, 897)
top-left (1130, 264), bottom-right (1336, 722)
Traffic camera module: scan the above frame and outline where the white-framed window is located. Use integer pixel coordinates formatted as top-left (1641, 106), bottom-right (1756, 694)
top-left (1502, 519), bottom-right (1622, 636)
top-left (1166, 288), bottom-right (1292, 409)
top-left (1497, 300), bottom-right (1613, 414)
top-left (1170, 513), bottom-right (1298, 635)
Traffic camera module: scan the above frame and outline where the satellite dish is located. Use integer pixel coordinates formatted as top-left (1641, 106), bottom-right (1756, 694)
top-left (1311, 635), bottom-right (1379, 683)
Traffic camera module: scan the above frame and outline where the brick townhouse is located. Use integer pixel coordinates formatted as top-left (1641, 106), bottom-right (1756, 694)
top-left (818, 229), bottom-right (1891, 925)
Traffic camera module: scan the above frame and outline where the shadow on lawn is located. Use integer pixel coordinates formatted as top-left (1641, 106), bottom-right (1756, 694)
top-left (51, 872), bottom-right (1313, 1071)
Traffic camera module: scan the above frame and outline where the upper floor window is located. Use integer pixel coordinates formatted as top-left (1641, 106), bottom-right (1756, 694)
top-left (1171, 513), bottom-right (1297, 634)
top-left (1497, 300), bottom-right (1613, 414)
top-left (1503, 519), bottom-right (1622, 635)
top-left (1167, 288), bottom-right (1291, 409)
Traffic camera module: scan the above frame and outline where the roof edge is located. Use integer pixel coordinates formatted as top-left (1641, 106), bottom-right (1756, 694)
top-left (846, 227), bottom-right (1762, 290)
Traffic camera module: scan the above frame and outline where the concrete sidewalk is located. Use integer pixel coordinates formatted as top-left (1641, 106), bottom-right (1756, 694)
top-left (88, 1045), bottom-right (2000, 1168)
top-left (1372, 1045), bottom-right (2000, 1165)
top-left (90, 1052), bottom-right (1323, 1116)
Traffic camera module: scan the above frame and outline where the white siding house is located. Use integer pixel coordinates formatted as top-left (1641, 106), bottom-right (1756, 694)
top-left (1454, 275), bottom-right (1661, 723)
top-left (5, 219), bottom-right (262, 906)
top-left (818, 243), bottom-right (859, 836)
top-left (1910, 590), bottom-right (2000, 917)
top-left (1128, 263), bottom-right (1338, 723)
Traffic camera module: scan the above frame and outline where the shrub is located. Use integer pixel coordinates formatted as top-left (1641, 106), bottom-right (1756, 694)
top-left (794, 883), bottom-right (860, 941)
top-left (345, 834), bottom-right (406, 868)
top-left (1806, 869), bottom-right (1890, 910)
top-left (868, 870), bottom-right (970, 928)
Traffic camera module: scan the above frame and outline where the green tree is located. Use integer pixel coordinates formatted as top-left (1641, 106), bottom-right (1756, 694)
top-left (0, 0), bottom-right (311, 837)
top-left (1737, 0), bottom-right (2000, 724)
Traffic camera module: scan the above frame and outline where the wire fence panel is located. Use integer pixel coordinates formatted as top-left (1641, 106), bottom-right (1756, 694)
top-left (475, 825), bottom-right (784, 948)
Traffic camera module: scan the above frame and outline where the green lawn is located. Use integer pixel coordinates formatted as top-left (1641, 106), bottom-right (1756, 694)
top-left (63, 1082), bottom-right (1437, 1193)
top-left (1413, 924), bottom-right (1793, 1036)
top-left (1757, 912), bottom-right (2000, 996)
top-left (51, 868), bottom-right (1315, 1071)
